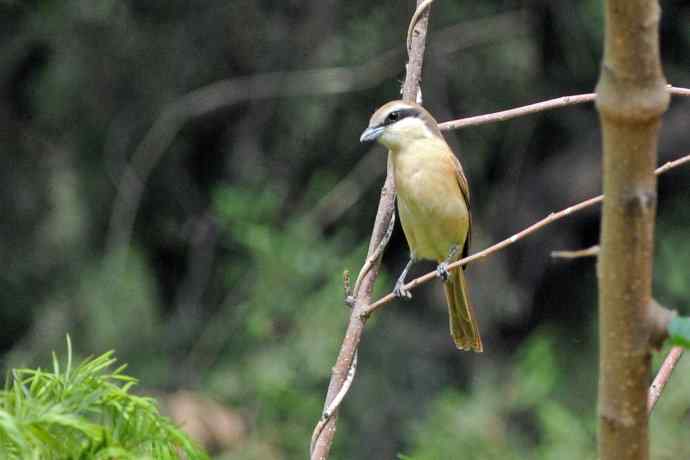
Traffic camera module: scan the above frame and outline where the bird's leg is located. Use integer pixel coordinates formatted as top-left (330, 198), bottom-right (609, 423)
top-left (437, 244), bottom-right (461, 282)
top-left (393, 256), bottom-right (415, 299)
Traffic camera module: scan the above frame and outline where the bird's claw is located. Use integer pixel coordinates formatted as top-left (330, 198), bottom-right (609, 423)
top-left (344, 295), bottom-right (356, 308)
top-left (393, 281), bottom-right (412, 300)
top-left (436, 262), bottom-right (449, 281)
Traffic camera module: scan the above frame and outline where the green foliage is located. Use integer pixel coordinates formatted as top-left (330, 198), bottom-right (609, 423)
top-left (667, 316), bottom-right (690, 349)
top-left (403, 333), bottom-right (595, 460)
top-left (199, 184), bottom-right (371, 458)
top-left (403, 333), bottom-right (690, 460)
top-left (77, 248), bottom-right (158, 353)
top-left (0, 338), bottom-right (208, 460)
top-left (655, 197), bottom-right (690, 311)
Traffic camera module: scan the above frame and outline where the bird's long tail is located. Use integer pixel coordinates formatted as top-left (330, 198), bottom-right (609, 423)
top-left (442, 268), bottom-right (482, 352)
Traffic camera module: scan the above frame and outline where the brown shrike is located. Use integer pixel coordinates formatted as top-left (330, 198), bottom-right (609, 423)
top-left (360, 100), bottom-right (482, 352)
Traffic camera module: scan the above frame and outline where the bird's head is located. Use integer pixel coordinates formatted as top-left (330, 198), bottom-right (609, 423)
top-left (360, 100), bottom-right (441, 149)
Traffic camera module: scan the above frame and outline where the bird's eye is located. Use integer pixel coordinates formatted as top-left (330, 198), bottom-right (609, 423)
top-left (386, 111), bottom-right (401, 123)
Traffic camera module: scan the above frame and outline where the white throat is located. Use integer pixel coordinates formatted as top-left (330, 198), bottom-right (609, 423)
top-left (379, 117), bottom-right (435, 149)
top-left (392, 117), bottom-right (435, 138)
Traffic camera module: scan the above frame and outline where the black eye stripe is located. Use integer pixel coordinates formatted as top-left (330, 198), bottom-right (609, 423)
top-left (382, 108), bottom-right (419, 126)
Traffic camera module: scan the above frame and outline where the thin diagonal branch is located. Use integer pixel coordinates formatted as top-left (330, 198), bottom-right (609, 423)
top-left (438, 86), bottom-right (689, 131)
top-left (648, 346), bottom-right (684, 413)
top-left (360, 152), bottom-right (690, 319)
top-left (310, 351), bottom-right (358, 454)
top-left (352, 213), bottom-right (396, 299)
top-left (551, 245), bottom-right (600, 259)
top-left (440, 93), bottom-right (596, 130)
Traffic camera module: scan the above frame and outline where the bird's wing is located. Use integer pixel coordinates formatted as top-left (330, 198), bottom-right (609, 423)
top-left (450, 151), bottom-right (472, 262)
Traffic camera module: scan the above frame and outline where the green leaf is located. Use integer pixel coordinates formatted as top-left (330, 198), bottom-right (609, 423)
top-left (668, 316), bottom-right (690, 348)
top-left (0, 337), bottom-right (210, 460)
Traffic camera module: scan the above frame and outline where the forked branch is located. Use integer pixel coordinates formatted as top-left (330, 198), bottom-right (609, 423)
top-left (310, 2), bottom-right (433, 459)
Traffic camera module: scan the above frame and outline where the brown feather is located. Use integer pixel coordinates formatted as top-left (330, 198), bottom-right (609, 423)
top-left (365, 99), bottom-right (481, 352)
top-left (443, 267), bottom-right (482, 352)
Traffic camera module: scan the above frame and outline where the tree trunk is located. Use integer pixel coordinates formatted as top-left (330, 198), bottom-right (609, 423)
top-left (595, 1), bottom-right (669, 460)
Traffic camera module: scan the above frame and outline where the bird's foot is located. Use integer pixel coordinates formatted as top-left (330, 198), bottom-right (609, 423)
top-left (344, 295), bottom-right (356, 309)
top-left (393, 279), bottom-right (412, 300)
top-left (436, 262), bottom-right (450, 282)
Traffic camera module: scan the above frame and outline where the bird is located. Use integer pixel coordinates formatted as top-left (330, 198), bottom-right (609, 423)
top-left (360, 100), bottom-right (482, 352)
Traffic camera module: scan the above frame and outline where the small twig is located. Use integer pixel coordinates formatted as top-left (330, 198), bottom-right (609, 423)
top-left (352, 213), bottom-right (396, 297)
top-left (551, 245), bottom-right (600, 259)
top-left (654, 150), bottom-right (690, 174)
top-left (439, 86), bottom-right (690, 131)
top-left (648, 346), bottom-right (684, 413)
top-left (310, 351), bottom-right (358, 455)
top-left (359, 152), bottom-right (690, 319)
top-left (343, 270), bottom-right (354, 307)
top-left (440, 93), bottom-right (595, 130)
top-left (670, 85), bottom-right (690, 96)
top-left (407, 0), bottom-right (435, 52)
top-left (325, 350), bottom-right (358, 418)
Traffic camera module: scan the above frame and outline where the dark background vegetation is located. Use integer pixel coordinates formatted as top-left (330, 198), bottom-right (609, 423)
top-left (2, 1), bottom-right (690, 458)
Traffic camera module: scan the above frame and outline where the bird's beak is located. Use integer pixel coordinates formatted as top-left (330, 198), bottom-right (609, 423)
top-left (359, 126), bottom-right (384, 143)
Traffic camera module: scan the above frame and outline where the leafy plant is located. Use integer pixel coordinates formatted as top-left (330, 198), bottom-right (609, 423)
top-left (0, 337), bottom-right (208, 460)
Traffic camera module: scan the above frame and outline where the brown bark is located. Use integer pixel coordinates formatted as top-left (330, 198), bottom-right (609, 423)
top-left (595, 1), bottom-right (669, 460)
top-left (309, 2), bottom-right (432, 459)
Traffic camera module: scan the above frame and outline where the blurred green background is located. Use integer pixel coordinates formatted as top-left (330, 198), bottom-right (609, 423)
top-left (2, 1), bottom-right (690, 458)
